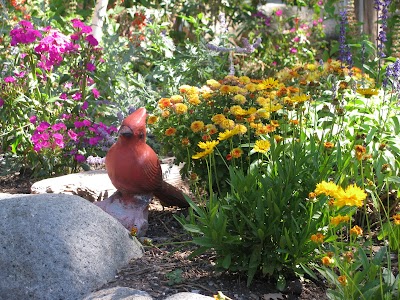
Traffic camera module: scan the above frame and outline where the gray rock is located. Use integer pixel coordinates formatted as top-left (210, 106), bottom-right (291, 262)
top-left (30, 170), bottom-right (116, 202)
top-left (83, 287), bottom-right (152, 300)
top-left (164, 292), bottom-right (214, 300)
top-left (0, 194), bottom-right (143, 300)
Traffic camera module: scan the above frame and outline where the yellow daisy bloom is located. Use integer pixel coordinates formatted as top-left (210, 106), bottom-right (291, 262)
top-left (334, 184), bottom-right (367, 208)
top-left (211, 114), bottom-right (226, 125)
top-left (314, 181), bottom-right (339, 197)
top-left (330, 215), bottom-right (350, 226)
top-left (147, 115), bottom-right (158, 124)
top-left (253, 140), bottom-right (271, 154)
top-left (206, 79), bottom-right (221, 90)
top-left (174, 103), bottom-right (188, 114)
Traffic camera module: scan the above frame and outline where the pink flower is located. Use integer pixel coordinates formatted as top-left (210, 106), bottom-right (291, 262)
top-left (36, 121), bottom-right (51, 132)
top-left (92, 88), bottom-right (100, 98)
top-left (293, 36), bottom-right (300, 43)
top-left (82, 119), bottom-right (91, 127)
top-left (0, 98), bottom-right (4, 107)
top-left (290, 48), bottom-right (298, 53)
top-left (60, 93), bottom-right (68, 100)
top-left (89, 137), bottom-right (101, 146)
top-left (10, 20), bottom-right (42, 46)
top-left (275, 10), bottom-right (283, 17)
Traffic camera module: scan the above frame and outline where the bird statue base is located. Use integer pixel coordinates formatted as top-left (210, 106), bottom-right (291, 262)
top-left (95, 191), bottom-right (152, 236)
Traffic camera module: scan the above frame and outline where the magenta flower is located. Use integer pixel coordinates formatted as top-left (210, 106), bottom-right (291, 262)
top-left (92, 88), bottom-right (100, 98)
top-left (52, 123), bottom-right (67, 131)
top-left (85, 35), bottom-right (98, 46)
top-left (290, 48), bottom-right (298, 53)
top-left (10, 20), bottom-right (42, 46)
top-left (82, 119), bottom-right (91, 127)
top-left (89, 136), bottom-right (101, 146)
top-left (29, 115), bottom-right (37, 124)
top-left (81, 101), bottom-right (89, 110)
top-left (4, 76), bottom-right (16, 83)
top-left (275, 10), bottom-right (283, 17)
top-left (68, 129), bottom-right (78, 141)
top-left (75, 154), bottom-right (86, 162)
top-left (72, 92), bottom-right (82, 101)
top-left (86, 62), bottom-right (96, 72)
top-left (71, 19), bottom-right (92, 34)
top-left (36, 121), bottom-right (51, 132)
top-left (0, 98), bottom-right (4, 107)
top-left (59, 93), bottom-right (68, 100)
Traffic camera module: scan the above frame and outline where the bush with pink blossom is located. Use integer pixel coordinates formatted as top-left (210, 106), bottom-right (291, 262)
top-left (0, 19), bottom-right (117, 176)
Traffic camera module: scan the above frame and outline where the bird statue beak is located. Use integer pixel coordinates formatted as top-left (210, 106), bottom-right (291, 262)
top-left (118, 125), bottom-right (133, 137)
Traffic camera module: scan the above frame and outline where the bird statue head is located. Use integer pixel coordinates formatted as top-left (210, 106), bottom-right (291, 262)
top-left (118, 107), bottom-right (147, 142)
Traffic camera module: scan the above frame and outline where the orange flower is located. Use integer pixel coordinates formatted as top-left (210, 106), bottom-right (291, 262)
top-left (289, 119), bottom-right (299, 125)
top-left (321, 256), bottom-right (334, 266)
top-left (181, 138), bottom-right (190, 146)
top-left (158, 98), bottom-right (171, 109)
top-left (147, 115), bottom-right (158, 124)
top-left (170, 95), bottom-right (183, 103)
top-left (354, 145), bottom-right (366, 160)
top-left (161, 110), bottom-right (170, 118)
top-left (350, 225), bottom-right (363, 237)
top-left (310, 233), bottom-right (325, 243)
top-left (330, 215), bottom-right (350, 226)
top-left (230, 148), bottom-right (243, 158)
top-left (190, 121), bottom-right (205, 133)
top-left (324, 142), bottom-right (335, 149)
top-left (393, 214), bottom-right (400, 225)
top-left (338, 275), bottom-right (347, 286)
top-left (165, 127), bottom-right (176, 136)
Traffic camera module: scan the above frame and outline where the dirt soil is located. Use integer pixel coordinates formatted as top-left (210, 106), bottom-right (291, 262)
top-left (0, 172), bottom-right (329, 300)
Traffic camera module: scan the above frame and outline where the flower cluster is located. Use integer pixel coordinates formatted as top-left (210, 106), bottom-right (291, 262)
top-left (1, 19), bottom-right (117, 174)
top-left (314, 181), bottom-right (367, 208)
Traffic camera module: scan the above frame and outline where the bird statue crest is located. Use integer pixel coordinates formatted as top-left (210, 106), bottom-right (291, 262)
top-left (95, 107), bottom-right (188, 236)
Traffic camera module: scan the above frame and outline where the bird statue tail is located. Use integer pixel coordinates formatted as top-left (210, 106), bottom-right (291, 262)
top-left (154, 181), bottom-right (189, 207)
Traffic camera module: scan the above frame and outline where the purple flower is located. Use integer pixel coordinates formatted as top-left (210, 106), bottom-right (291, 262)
top-left (374, 0), bottom-right (391, 58)
top-left (86, 62), bottom-right (96, 71)
top-left (338, 10), bottom-right (353, 68)
top-left (92, 88), bottom-right (100, 98)
top-left (275, 10), bottom-right (283, 17)
top-left (71, 19), bottom-right (92, 34)
top-left (59, 93), bottom-right (68, 100)
top-left (75, 154), bottom-right (86, 163)
top-left (0, 98), bottom-right (4, 107)
top-left (89, 136), bottom-right (101, 146)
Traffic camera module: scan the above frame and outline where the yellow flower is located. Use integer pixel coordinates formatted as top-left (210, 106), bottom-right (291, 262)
top-left (230, 105), bottom-right (247, 116)
top-left (170, 95), bottom-right (183, 103)
top-left (192, 140), bottom-right (219, 159)
top-left (238, 76), bottom-right (251, 84)
top-left (206, 79), bottom-right (221, 90)
top-left (147, 115), bottom-right (158, 124)
top-left (188, 94), bottom-right (201, 105)
top-left (256, 96), bottom-right (269, 107)
top-left (220, 119), bottom-right (235, 130)
top-left (262, 77), bottom-right (280, 89)
top-left (211, 114), bottom-right (226, 125)
top-left (179, 84), bottom-right (192, 93)
top-left (174, 103), bottom-right (188, 114)
top-left (334, 184), bottom-right (367, 208)
top-left (232, 94), bottom-right (247, 104)
top-left (310, 233), bottom-right (325, 243)
top-left (161, 110), bottom-right (170, 118)
top-left (190, 120), bottom-right (205, 133)
top-left (338, 275), bottom-right (348, 286)
top-left (314, 181), bottom-right (339, 197)
top-left (356, 88), bottom-right (379, 97)
top-left (256, 108), bottom-right (270, 119)
top-left (165, 127), bottom-right (176, 136)
top-left (330, 215), bottom-right (350, 226)
top-left (245, 83), bottom-right (257, 92)
top-left (220, 85), bottom-right (232, 94)
top-left (234, 124), bottom-right (247, 134)
top-left (321, 256), bottom-right (334, 266)
top-left (274, 135), bottom-right (283, 143)
top-left (393, 214), bottom-right (400, 225)
top-left (292, 94), bottom-right (310, 103)
top-left (253, 140), bottom-right (271, 154)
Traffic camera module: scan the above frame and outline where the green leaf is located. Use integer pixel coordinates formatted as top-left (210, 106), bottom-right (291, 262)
top-left (222, 254), bottom-right (231, 269)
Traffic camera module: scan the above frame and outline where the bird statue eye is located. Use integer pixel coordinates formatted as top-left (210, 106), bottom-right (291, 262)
top-left (139, 131), bottom-right (144, 139)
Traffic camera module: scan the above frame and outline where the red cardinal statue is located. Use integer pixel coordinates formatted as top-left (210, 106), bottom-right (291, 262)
top-left (96, 107), bottom-right (188, 235)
